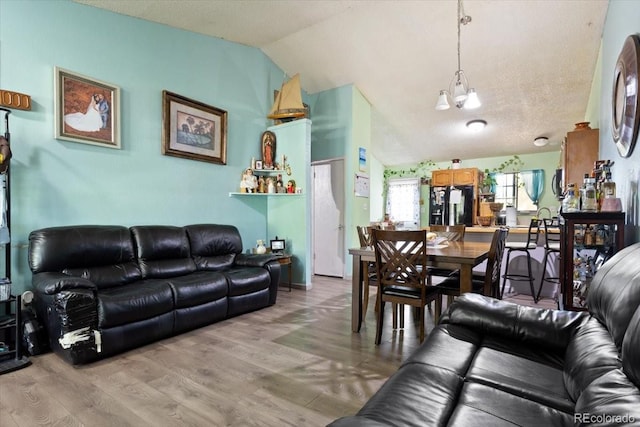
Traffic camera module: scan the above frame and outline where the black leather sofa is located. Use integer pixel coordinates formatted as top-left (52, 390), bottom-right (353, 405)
top-left (331, 242), bottom-right (640, 427)
top-left (28, 224), bottom-right (281, 365)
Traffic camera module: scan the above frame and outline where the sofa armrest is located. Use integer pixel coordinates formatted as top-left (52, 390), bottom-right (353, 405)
top-left (235, 253), bottom-right (279, 268)
top-left (33, 272), bottom-right (97, 295)
top-left (440, 293), bottom-right (589, 351)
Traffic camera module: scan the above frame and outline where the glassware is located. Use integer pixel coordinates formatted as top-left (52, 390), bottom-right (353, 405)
top-left (581, 178), bottom-right (597, 212)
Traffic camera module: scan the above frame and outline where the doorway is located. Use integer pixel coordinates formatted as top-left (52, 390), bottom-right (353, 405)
top-left (312, 159), bottom-right (345, 277)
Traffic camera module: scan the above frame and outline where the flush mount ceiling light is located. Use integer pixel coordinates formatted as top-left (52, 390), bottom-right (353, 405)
top-left (435, 0), bottom-right (480, 111)
top-left (533, 136), bottom-right (549, 147)
top-left (466, 119), bottom-right (487, 132)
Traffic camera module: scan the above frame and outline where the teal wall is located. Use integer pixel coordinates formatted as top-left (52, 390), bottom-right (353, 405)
top-left (0, 0), bottom-right (287, 293)
top-left (598, 0), bottom-right (640, 244)
top-left (309, 85), bottom-right (352, 162)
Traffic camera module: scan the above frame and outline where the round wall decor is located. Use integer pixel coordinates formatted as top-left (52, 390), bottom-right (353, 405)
top-left (611, 34), bottom-right (640, 158)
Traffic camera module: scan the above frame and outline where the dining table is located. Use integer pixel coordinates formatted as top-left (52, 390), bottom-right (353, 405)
top-left (348, 240), bottom-right (492, 333)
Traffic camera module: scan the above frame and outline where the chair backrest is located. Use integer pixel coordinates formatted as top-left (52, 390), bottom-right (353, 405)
top-left (484, 227), bottom-right (510, 298)
top-left (356, 226), bottom-right (371, 247)
top-left (371, 229), bottom-right (428, 291)
top-left (429, 225), bottom-right (466, 242)
top-left (542, 217), bottom-right (561, 250)
top-left (525, 218), bottom-right (542, 246)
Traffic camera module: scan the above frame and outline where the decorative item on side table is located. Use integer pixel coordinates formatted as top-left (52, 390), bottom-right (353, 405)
top-left (255, 240), bottom-right (267, 254)
top-left (270, 237), bottom-right (285, 254)
top-left (162, 91), bottom-right (227, 164)
top-left (54, 67), bottom-right (120, 149)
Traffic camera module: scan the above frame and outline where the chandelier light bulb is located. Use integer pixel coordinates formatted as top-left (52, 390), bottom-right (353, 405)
top-left (435, 90), bottom-right (451, 110)
top-left (464, 88), bottom-right (481, 109)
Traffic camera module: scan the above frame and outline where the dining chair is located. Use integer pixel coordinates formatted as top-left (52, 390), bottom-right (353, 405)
top-left (500, 218), bottom-right (541, 301)
top-left (426, 224), bottom-right (466, 285)
top-left (433, 227), bottom-right (509, 322)
top-left (371, 229), bottom-right (439, 344)
top-left (535, 217), bottom-right (561, 302)
top-left (356, 225), bottom-right (377, 319)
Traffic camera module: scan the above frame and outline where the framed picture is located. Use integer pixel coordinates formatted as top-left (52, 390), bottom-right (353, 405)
top-left (261, 131), bottom-right (276, 169)
top-left (255, 160), bottom-right (263, 170)
top-left (270, 238), bottom-right (285, 254)
top-left (54, 67), bottom-right (120, 149)
top-left (162, 90), bottom-right (227, 164)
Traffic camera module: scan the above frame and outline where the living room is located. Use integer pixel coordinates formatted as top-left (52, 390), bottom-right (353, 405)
top-left (1, 0), bottom-right (640, 425)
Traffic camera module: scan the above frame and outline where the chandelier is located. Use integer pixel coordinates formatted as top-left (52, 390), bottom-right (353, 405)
top-left (435, 0), bottom-right (480, 110)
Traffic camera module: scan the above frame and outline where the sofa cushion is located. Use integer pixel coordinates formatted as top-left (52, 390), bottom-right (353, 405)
top-left (131, 226), bottom-right (196, 278)
top-left (587, 242), bottom-right (640, 349)
top-left (185, 224), bottom-right (241, 270)
top-left (622, 306), bottom-right (640, 388)
top-left (352, 363), bottom-right (464, 426)
top-left (465, 336), bottom-right (572, 413)
top-left (29, 225), bottom-right (141, 288)
top-left (403, 324), bottom-right (481, 376)
top-left (224, 267), bottom-right (270, 296)
top-left (167, 271), bottom-right (228, 308)
top-left (448, 382), bottom-right (574, 427)
top-left (97, 281), bottom-right (174, 328)
top-left (574, 369), bottom-right (640, 426)
top-left (563, 317), bottom-right (621, 401)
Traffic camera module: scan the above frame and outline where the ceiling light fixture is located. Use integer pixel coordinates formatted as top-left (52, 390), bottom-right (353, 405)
top-left (533, 136), bottom-right (549, 147)
top-left (435, 0), bottom-right (480, 111)
top-left (466, 119), bottom-right (487, 132)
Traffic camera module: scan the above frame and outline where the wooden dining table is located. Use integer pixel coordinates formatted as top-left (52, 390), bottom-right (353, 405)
top-left (348, 240), bottom-right (492, 333)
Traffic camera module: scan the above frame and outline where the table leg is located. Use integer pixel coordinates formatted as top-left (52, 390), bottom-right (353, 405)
top-left (459, 265), bottom-right (473, 294)
top-left (352, 254), bottom-right (363, 333)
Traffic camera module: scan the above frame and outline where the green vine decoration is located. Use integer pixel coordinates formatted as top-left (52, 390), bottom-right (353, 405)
top-left (383, 160), bottom-right (435, 198)
top-left (481, 155), bottom-right (525, 189)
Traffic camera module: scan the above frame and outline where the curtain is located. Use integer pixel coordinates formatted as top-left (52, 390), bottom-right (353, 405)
top-left (386, 178), bottom-right (420, 227)
top-left (520, 169), bottom-right (545, 205)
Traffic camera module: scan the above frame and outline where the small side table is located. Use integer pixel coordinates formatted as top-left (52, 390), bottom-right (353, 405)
top-left (274, 254), bottom-right (293, 292)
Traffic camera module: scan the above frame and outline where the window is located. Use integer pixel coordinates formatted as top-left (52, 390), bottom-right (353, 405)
top-left (385, 178), bottom-right (420, 228)
top-left (493, 172), bottom-right (539, 212)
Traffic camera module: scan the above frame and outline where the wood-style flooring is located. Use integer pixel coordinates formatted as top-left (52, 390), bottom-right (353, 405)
top-left (0, 277), bottom-right (557, 427)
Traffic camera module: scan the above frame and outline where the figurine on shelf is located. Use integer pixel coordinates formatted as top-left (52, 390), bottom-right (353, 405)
top-left (240, 168), bottom-right (257, 193)
top-left (276, 180), bottom-right (286, 193)
top-left (286, 179), bottom-right (296, 194)
top-left (258, 176), bottom-right (266, 193)
top-left (266, 177), bottom-right (275, 194)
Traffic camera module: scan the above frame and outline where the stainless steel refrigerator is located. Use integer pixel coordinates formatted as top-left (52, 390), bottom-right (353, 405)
top-left (429, 185), bottom-right (475, 226)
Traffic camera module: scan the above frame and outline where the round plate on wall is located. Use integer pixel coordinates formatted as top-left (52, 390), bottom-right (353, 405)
top-left (611, 35), bottom-right (640, 158)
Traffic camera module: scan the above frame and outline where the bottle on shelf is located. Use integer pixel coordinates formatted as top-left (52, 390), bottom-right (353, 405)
top-left (581, 177), bottom-right (598, 212)
top-left (562, 183), bottom-right (580, 213)
top-left (602, 172), bottom-right (616, 199)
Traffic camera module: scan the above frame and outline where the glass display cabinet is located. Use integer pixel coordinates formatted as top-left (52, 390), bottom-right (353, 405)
top-left (559, 211), bottom-right (625, 311)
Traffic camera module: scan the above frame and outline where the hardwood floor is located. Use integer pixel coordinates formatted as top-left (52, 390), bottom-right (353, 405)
top-left (0, 277), bottom-right (557, 427)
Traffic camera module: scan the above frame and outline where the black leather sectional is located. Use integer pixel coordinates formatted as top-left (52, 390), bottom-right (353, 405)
top-left (331, 242), bottom-right (640, 427)
top-left (28, 224), bottom-right (281, 365)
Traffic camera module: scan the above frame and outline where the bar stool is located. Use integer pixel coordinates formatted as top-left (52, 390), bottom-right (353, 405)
top-left (536, 217), bottom-right (561, 302)
top-left (500, 218), bottom-right (541, 302)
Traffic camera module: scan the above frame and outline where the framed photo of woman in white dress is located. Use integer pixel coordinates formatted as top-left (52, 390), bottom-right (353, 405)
top-left (54, 67), bottom-right (120, 149)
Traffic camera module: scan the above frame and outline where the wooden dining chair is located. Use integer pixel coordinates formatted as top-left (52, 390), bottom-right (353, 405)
top-left (432, 227), bottom-right (509, 323)
top-left (371, 229), bottom-right (439, 344)
top-left (356, 225), bottom-right (377, 319)
top-left (426, 224), bottom-right (466, 285)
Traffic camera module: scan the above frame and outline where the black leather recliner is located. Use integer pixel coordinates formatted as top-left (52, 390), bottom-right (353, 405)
top-left (28, 224), bottom-right (280, 365)
top-left (330, 242), bottom-right (640, 426)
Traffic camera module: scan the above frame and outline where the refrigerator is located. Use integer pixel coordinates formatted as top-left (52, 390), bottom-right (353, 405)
top-left (429, 185), bottom-right (475, 226)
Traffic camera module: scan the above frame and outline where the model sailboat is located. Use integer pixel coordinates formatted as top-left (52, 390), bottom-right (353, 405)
top-left (267, 74), bottom-right (307, 121)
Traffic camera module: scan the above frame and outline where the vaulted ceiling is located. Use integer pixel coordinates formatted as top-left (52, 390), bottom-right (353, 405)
top-left (74, 0), bottom-right (609, 166)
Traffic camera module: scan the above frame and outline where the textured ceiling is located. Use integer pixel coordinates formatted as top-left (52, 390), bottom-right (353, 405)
top-left (74, 0), bottom-right (609, 166)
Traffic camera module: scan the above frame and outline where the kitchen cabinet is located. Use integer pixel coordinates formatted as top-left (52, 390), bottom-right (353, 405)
top-left (561, 125), bottom-right (599, 192)
top-left (559, 211), bottom-right (625, 311)
top-left (431, 168), bottom-right (478, 187)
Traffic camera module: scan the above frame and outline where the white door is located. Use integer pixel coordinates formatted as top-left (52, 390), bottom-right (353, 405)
top-left (312, 159), bottom-right (345, 277)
